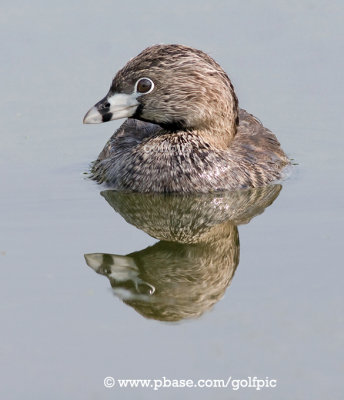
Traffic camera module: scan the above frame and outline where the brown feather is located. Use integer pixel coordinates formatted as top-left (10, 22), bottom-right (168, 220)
top-left (90, 44), bottom-right (289, 192)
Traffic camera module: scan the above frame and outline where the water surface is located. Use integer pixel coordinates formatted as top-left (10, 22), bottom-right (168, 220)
top-left (1, 1), bottom-right (343, 399)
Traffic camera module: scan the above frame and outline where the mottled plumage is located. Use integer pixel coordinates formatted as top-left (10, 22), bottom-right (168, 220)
top-left (84, 44), bottom-right (290, 192)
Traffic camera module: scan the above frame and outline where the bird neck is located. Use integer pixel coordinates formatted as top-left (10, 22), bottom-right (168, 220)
top-left (193, 112), bottom-right (238, 149)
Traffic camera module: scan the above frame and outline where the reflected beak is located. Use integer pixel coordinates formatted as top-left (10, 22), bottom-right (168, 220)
top-left (83, 92), bottom-right (139, 124)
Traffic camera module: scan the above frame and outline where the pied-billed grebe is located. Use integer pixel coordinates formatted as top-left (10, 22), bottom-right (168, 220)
top-left (83, 44), bottom-right (289, 192)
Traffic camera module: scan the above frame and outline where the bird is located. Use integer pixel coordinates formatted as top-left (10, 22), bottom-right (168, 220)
top-left (83, 44), bottom-right (290, 193)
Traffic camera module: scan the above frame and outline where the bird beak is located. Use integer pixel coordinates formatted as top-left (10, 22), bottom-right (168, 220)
top-left (83, 92), bottom-right (139, 124)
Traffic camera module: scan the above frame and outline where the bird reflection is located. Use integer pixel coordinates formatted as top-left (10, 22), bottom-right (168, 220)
top-left (85, 185), bottom-right (281, 322)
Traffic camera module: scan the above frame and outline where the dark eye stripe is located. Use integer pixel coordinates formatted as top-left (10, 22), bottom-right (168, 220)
top-left (136, 78), bottom-right (153, 93)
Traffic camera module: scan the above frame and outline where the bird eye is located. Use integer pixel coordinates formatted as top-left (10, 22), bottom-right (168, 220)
top-left (135, 78), bottom-right (154, 94)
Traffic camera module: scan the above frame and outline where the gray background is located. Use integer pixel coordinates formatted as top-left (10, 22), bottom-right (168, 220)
top-left (0, 0), bottom-right (343, 399)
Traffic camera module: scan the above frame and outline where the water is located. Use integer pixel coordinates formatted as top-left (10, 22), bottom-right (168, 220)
top-left (1, 1), bottom-right (343, 399)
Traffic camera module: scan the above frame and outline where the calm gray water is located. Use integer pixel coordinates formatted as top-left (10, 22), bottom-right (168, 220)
top-left (1, 1), bottom-right (343, 399)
